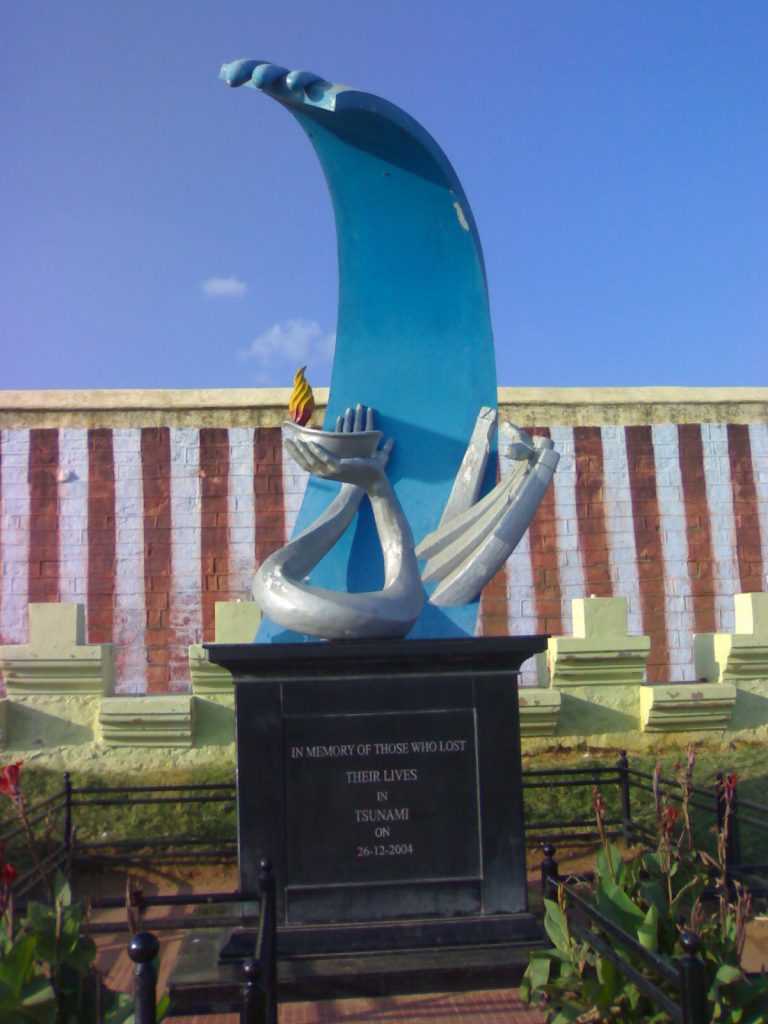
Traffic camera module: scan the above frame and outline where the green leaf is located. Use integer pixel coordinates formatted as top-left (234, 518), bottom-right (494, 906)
top-left (596, 844), bottom-right (625, 885)
top-left (23, 902), bottom-right (53, 933)
top-left (626, 982), bottom-right (641, 1009)
top-left (54, 871), bottom-right (72, 907)
top-left (595, 878), bottom-right (645, 938)
top-left (639, 879), bottom-right (667, 913)
top-left (102, 991), bottom-right (136, 1024)
top-left (0, 933), bottom-right (38, 997)
top-left (596, 954), bottom-right (621, 1005)
top-left (524, 952), bottom-right (552, 992)
top-left (20, 977), bottom-right (56, 1008)
top-left (156, 992), bottom-right (170, 1021)
top-left (637, 903), bottom-right (659, 953)
top-left (543, 898), bottom-right (572, 954)
top-left (550, 1000), bottom-right (588, 1023)
top-left (715, 963), bottom-right (743, 985)
top-left (642, 851), bottom-right (664, 876)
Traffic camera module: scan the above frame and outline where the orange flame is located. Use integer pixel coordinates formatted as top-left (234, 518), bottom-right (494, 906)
top-left (288, 366), bottom-right (315, 426)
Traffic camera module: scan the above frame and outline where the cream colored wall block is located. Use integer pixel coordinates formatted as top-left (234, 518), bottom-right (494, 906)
top-left (518, 688), bottom-right (561, 736)
top-left (0, 604), bottom-right (113, 695)
top-left (694, 593), bottom-right (768, 683)
top-left (549, 597), bottom-right (650, 687)
top-left (99, 696), bottom-right (193, 747)
top-left (640, 683), bottom-right (737, 732)
top-left (214, 601), bottom-right (261, 643)
top-left (189, 601), bottom-right (261, 695)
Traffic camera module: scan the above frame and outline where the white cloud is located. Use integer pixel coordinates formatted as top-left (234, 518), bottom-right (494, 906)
top-left (201, 276), bottom-right (247, 298)
top-left (240, 319), bottom-right (336, 375)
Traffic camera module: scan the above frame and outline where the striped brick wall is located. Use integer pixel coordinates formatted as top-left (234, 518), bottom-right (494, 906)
top-left (1, 409), bottom-right (766, 692)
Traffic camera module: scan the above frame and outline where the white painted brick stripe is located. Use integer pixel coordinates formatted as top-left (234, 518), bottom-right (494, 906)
top-left (228, 427), bottom-right (256, 601)
top-left (550, 426), bottom-right (585, 637)
top-left (169, 428), bottom-right (202, 677)
top-left (601, 426), bottom-right (644, 638)
top-left (701, 424), bottom-right (740, 634)
top-left (652, 424), bottom-right (695, 680)
top-left (57, 429), bottom-right (89, 607)
top-left (282, 432), bottom-right (311, 541)
top-left (112, 428), bottom-right (146, 694)
top-left (0, 429), bottom-right (31, 645)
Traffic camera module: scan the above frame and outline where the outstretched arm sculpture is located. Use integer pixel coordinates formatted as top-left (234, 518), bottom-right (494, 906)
top-left (253, 407), bottom-right (424, 639)
top-left (253, 402), bottom-right (558, 638)
top-left (416, 409), bottom-right (560, 606)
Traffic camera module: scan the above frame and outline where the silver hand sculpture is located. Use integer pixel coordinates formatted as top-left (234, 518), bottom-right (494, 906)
top-left (416, 408), bottom-right (560, 606)
top-left (252, 406), bottom-right (425, 639)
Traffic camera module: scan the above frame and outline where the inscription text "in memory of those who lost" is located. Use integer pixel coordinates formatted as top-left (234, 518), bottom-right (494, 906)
top-left (289, 737), bottom-right (470, 861)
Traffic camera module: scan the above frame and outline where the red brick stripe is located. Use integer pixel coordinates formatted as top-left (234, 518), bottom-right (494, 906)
top-left (141, 428), bottom-right (173, 694)
top-left (677, 424), bottom-right (716, 635)
top-left (573, 426), bottom-right (612, 598)
top-left (625, 426), bottom-right (669, 682)
top-left (200, 428), bottom-right (231, 642)
top-left (254, 427), bottom-right (286, 567)
top-left (727, 424), bottom-right (764, 594)
top-left (527, 427), bottom-right (563, 636)
top-left (28, 428), bottom-right (60, 604)
top-left (479, 456), bottom-right (509, 636)
top-left (87, 429), bottom-right (116, 644)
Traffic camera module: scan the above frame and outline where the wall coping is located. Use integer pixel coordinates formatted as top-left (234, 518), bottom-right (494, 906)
top-left (2, 387), bottom-right (766, 428)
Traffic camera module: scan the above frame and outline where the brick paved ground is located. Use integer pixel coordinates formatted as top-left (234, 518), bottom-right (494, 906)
top-left (95, 920), bottom-right (546, 1024)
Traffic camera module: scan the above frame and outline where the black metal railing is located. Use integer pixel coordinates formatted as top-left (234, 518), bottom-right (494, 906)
top-left (3, 752), bottom-right (765, 894)
top-left (126, 861), bottom-right (276, 1024)
top-left (2, 754), bottom-right (766, 1022)
top-left (0, 785), bottom-right (69, 898)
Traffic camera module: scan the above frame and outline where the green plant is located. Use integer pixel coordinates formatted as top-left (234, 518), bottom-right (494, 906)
top-left (0, 762), bottom-right (169, 1023)
top-left (521, 751), bottom-right (768, 1023)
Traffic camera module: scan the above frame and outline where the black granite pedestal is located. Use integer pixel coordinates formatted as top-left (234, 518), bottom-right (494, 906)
top-left (206, 635), bottom-right (546, 960)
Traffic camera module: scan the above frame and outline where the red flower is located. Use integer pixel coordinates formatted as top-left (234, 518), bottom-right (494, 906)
top-left (0, 845), bottom-right (16, 917)
top-left (0, 761), bottom-right (23, 802)
top-left (661, 804), bottom-right (679, 835)
top-left (723, 772), bottom-right (738, 802)
top-left (592, 787), bottom-right (606, 820)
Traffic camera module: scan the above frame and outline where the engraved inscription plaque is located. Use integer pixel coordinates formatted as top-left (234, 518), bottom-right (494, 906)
top-left (285, 709), bottom-right (481, 888)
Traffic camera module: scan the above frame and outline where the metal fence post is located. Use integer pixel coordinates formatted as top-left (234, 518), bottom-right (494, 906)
top-left (540, 844), bottom-right (559, 900)
top-left (616, 750), bottom-right (632, 844)
top-left (63, 772), bottom-right (73, 854)
top-left (259, 858), bottom-right (277, 1024)
top-left (241, 958), bottom-right (263, 1024)
top-left (678, 930), bottom-right (707, 1024)
top-left (128, 931), bottom-right (159, 1024)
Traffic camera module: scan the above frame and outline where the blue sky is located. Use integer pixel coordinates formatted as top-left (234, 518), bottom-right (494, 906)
top-left (3, 2), bottom-right (767, 391)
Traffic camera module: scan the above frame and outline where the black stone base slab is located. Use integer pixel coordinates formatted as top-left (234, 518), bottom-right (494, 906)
top-left (169, 927), bottom-right (548, 1012)
top-left (206, 635), bottom-right (546, 958)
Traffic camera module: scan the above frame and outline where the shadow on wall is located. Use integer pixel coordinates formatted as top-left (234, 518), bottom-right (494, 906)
top-left (559, 689), bottom-right (639, 737)
top-left (8, 702), bottom-right (93, 750)
top-left (193, 697), bottom-right (235, 748)
top-left (728, 686), bottom-right (768, 733)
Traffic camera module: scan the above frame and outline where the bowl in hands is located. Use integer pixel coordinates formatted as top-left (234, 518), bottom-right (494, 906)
top-left (282, 420), bottom-right (382, 459)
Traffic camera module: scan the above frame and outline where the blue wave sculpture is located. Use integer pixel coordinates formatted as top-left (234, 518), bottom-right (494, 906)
top-left (221, 59), bottom-right (499, 640)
